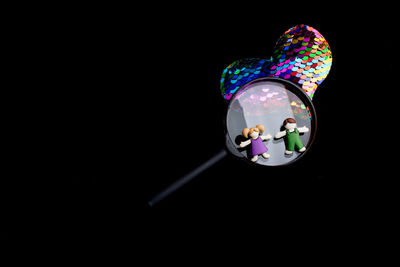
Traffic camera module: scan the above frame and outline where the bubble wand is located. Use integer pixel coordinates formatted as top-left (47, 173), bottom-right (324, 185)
top-left (149, 25), bottom-right (332, 206)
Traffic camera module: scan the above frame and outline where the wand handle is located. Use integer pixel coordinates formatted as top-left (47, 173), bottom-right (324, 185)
top-left (148, 149), bottom-right (227, 206)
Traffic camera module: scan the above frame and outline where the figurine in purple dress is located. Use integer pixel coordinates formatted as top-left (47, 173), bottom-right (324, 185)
top-left (239, 124), bottom-right (272, 162)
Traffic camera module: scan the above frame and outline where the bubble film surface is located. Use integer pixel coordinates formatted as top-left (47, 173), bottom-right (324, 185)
top-left (220, 58), bottom-right (272, 100)
top-left (230, 81), bottom-right (311, 120)
top-left (220, 24), bottom-right (332, 100)
top-left (269, 24), bottom-right (332, 99)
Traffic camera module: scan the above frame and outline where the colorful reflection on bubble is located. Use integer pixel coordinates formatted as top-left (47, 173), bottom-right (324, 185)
top-left (220, 24), bottom-right (332, 100)
top-left (230, 81), bottom-right (311, 120)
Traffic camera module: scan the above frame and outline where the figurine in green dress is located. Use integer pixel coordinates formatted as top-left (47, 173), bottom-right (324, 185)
top-left (274, 118), bottom-right (309, 155)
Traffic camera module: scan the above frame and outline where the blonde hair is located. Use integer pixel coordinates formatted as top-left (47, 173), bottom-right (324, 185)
top-left (242, 124), bottom-right (265, 138)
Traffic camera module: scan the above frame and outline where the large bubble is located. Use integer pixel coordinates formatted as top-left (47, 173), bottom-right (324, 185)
top-left (226, 78), bottom-right (317, 166)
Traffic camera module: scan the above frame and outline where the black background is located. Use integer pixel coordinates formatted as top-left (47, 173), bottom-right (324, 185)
top-left (2, 4), bottom-right (397, 247)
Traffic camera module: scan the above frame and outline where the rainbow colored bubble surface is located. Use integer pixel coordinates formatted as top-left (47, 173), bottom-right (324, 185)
top-left (220, 58), bottom-right (272, 101)
top-left (220, 24), bottom-right (332, 100)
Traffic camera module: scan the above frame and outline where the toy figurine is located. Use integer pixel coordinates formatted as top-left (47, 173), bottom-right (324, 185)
top-left (274, 118), bottom-right (309, 155)
top-left (240, 124), bottom-right (272, 162)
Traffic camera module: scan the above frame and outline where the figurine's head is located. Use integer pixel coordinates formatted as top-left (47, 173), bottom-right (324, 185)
top-left (283, 118), bottom-right (297, 131)
top-left (242, 124), bottom-right (265, 139)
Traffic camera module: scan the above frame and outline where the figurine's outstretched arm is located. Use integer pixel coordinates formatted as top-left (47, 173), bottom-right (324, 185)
top-left (239, 139), bottom-right (251, 148)
top-left (274, 131), bottom-right (286, 139)
top-left (298, 126), bottom-right (310, 133)
top-left (261, 134), bottom-right (272, 141)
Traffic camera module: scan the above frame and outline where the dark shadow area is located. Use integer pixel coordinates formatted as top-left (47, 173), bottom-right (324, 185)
top-left (5, 8), bottom-right (395, 246)
top-left (235, 135), bottom-right (252, 159)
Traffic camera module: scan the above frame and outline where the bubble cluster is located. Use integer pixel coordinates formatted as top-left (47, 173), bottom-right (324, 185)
top-left (269, 24), bottom-right (332, 99)
top-left (220, 24), bottom-right (332, 100)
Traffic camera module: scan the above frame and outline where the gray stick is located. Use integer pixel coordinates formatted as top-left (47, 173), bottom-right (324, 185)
top-left (148, 149), bottom-right (228, 206)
